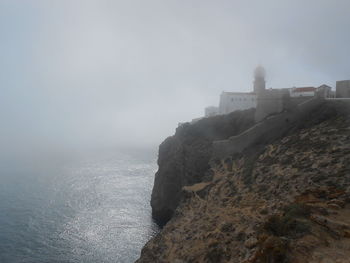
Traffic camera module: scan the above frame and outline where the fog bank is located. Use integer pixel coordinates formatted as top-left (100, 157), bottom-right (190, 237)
top-left (1, 0), bottom-right (349, 154)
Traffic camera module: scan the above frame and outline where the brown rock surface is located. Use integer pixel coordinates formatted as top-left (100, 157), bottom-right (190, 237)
top-left (139, 102), bottom-right (350, 262)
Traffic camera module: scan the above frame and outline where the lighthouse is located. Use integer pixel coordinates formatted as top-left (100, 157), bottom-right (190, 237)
top-left (253, 65), bottom-right (266, 94)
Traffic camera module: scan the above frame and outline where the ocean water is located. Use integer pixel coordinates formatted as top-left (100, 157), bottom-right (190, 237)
top-left (0, 150), bottom-right (159, 263)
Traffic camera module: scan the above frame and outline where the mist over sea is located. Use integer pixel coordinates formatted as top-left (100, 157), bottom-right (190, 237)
top-left (0, 149), bottom-right (159, 263)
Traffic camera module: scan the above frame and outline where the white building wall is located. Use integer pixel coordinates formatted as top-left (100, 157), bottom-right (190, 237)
top-left (288, 87), bottom-right (316, 97)
top-left (317, 85), bottom-right (333, 98)
top-left (290, 91), bottom-right (315, 97)
top-left (219, 92), bottom-right (257, 114)
top-left (205, 106), bottom-right (219, 117)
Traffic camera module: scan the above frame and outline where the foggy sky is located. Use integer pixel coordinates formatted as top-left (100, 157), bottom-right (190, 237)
top-left (1, 0), bottom-right (350, 154)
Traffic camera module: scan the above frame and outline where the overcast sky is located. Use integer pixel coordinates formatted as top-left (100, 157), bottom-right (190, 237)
top-left (1, 0), bottom-right (349, 154)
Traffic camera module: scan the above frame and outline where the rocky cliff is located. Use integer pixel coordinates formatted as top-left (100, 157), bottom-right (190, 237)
top-left (139, 101), bottom-right (350, 263)
top-left (151, 109), bottom-right (256, 225)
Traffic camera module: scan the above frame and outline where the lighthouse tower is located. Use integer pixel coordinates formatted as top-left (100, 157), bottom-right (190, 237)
top-left (253, 65), bottom-right (266, 94)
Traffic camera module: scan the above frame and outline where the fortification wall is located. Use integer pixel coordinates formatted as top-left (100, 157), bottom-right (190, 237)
top-left (254, 89), bottom-right (291, 122)
top-left (212, 97), bottom-right (324, 159)
top-left (336, 80), bottom-right (350, 98)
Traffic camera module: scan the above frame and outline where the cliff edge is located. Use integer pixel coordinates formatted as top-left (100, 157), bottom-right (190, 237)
top-left (139, 101), bottom-right (350, 262)
top-left (151, 109), bottom-right (255, 225)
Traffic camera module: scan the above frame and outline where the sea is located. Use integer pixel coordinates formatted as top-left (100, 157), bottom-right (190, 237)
top-left (0, 149), bottom-right (159, 263)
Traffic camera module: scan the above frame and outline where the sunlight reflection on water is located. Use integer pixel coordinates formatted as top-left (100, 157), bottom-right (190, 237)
top-left (0, 151), bottom-right (159, 263)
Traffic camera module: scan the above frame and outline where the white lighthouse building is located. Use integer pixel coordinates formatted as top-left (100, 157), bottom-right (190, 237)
top-left (209, 66), bottom-right (266, 116)
top-left (217, 92), bottom-right (257, 115)
top-left (204, 66), bottom-right (339, 120)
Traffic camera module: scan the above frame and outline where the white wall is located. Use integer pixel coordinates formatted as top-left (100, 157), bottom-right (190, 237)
top-left (290, 91), bottom-right (315, 97)
top-left (219, 92), bottom-right (257, 114)
top-left (205, 106), bottom-right (219, 117)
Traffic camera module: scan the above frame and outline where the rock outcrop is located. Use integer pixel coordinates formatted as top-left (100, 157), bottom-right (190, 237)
top-left (151, 109), bottom-right (256, 225)
top-left (139, 101), bottom-right (350, 262)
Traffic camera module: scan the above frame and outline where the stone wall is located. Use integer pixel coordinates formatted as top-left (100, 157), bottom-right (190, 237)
top-left (213, 97), bottom-right (324, 159)
top-left (254, 89), bottom-right (291, 122)
top-left (336, 80), bottom-right (350, 98)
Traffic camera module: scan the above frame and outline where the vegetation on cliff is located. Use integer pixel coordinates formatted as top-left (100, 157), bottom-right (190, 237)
top-left (139, 101), bottom-right (350, 263)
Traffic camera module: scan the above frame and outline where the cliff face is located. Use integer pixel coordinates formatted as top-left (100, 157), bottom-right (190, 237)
top-left (151, 109), bottom-right (256, 225)
top-left (139, 101), bottom-right (350, 262)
